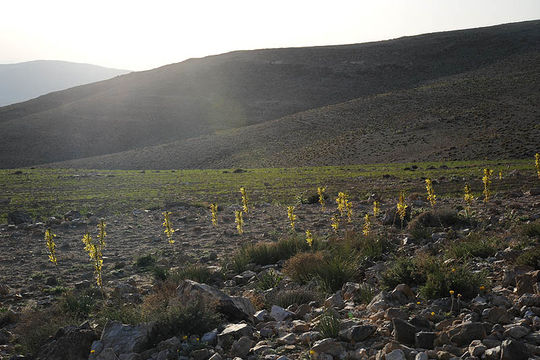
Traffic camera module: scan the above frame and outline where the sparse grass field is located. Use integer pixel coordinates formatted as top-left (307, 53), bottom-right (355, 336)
top-left (0, 159), bottom-right (534, 223)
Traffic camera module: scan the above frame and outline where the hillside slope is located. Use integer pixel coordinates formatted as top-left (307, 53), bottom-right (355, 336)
top-left (0, 60), bottom-right (130, 106)
top-left (1, 20), bottom-right (539, 168)
top-left (47, 51), bottom-right (540, 169)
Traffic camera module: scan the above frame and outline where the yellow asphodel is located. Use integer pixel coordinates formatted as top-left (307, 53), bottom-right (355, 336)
top-left (373, 201), bottom-right (380, 217)
top-left (535, 153), bottom-right (540, 179)
top-left (362, 214), bottom-right (371, 236)
top-left (45, 228), bottom-right (57, 266)
top-left (336, 192), bottom-right (348, 217)
top-left (482, 168), bottom-right (494, 203)
top-left (317, 187), bottom-right (326, 210)
top-left (345, 200), bottom-right (353, 223)
top-left (287, 206), bottom-right (297, 231)
top-left (235, 210), bottom-right (244, 235)
top-left (397, 191), bottom-right (408, 224)
top-left (210, 203), bottom-right (218, 227)
top-left (162, 211), bottom-right (175, 244)
top-left (425, 179), bottom-right (436, 207)
top-left (331, 215), bottom-right (339, 233)
top-left (305, 230), bottom-right (313, 247)
top-left (464, 184), bottom-right (474, 216)
top-left (240, 187), bottom-right (249, 214)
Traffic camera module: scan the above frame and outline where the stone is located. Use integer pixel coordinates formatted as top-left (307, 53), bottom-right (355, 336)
top-left (291, 320), bottom-right (310, 333)
top-left (385, 307), bottom-right (408, 320)
top-left (385, 349), bottom-right (406, 360)
top-left (208, 354), bottom-right (222, 360)
top-left (270, 305), bottom-right (294, 322)
top-left (233, 270), bottom-right (257, 285)
top-left (483, 307), bottom-right (512, 324)
top-left (277, 333), bottom-right (297, 345)
top-left (516, 273), bottom-right (536, 295)
top-left (190, 349), bottom-right (211, 360)
top-left (435, 351), bottom-right (454, 360)
top-left (393, 318), bottom-right (417, 346)
top-left (36, 322), bottom-right (98, 360)
top-left (254, 310), bottom-right (269, 322)
top-left (311, 338), bottom-right (345, 357)
top-left (500, 339), bottom-right (529, 360)
top-left (295, 303), bottom-right (312, 318)
top-left (415, 352), bottom-right (428, 360)
top-left (7, 211), bottom-right (32, 225)
top-left (118, 354), bottom-right (141, 360)
top-left (231, 336), bottom-right (253, 358)
top-left (217, 323), bottom-right (255, 350)
top-left (201, 329), bottom-right (218, 345)
top-left (299, 331), bottom-right (323, 345)
top-left (339, 325), bottom-right (376, 342)
top-left (415, 332), bottom-right (436, 349)
top-left (448, 322), bottom-right (486, 346)
top-left (250, 341), bottom-right (272, 355)
top-left (483, 346), bottom-right (500, 360)
top-left (468, 340), bottom-right (487, 357)
top-left (95, 348), bottom-right (118, 360)
top-left (517, 294), bottom-right (540, 308)
top-left (503, 325), bottom-right (530, 339)
top-left (177, 280), bottom-right (255, 322)
top-left (324, 292), bottom-right (345, 309)
top-left (98, 321), bottom-right (153, 355)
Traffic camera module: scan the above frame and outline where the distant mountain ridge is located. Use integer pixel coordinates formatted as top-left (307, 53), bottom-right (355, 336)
top-left (0, 20), bottom-right (539, 169)
top-left (0, 60), bottom-right (130, 106)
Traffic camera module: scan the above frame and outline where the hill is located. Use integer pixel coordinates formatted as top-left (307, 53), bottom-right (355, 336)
top-left (47, 51), bottom-right (540, 169)
top-left (0, 60), bottom-right (130, 106)
top-left (1, 20), bottom-right (539, 168)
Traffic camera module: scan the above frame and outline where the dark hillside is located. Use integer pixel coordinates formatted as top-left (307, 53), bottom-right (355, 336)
top-left (0, 20), bottom-right (539, 168)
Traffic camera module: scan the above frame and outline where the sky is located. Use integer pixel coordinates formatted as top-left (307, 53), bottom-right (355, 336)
top-left (1, 0), bottom-right (539, 71)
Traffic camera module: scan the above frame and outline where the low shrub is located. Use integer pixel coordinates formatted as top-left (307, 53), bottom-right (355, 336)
top-left (256, 269), bottom-right (283, 290)
top-left (515, 246), bottom-right (540, 269)
top-left (445, 234), bottom-right (500, 260)
top-left (169, 264), bottom-right (212, 284)
top-left (267, 289), bottom-right (321, 308)
top-left (521, 221), bottom-right (540, 239)
top-left (316, 310), bottom-right (340, 338)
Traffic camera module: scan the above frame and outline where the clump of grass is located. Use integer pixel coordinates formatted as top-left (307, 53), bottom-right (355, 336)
top-left (283, 251), bottom-right (357, 293)
top-left (256, 269), bottom-right (283, 290)
top-left (267, 289), bottom-right (321, 308)
top-left (134, 254), bottom-right (157, 269)
top-left (445, 234), bottom-right (500, 260)
top-left (316, 310), bottom-right (340, 338)
top-left (169, 264), bottom-right (212, 284)
top-left (229, 234), bottom-right (319, 272)
top-left (521, 221), bottom-right (540, 239)
top-left (382, 254), bottom-right (487, 299)
top-left (515, 246), bottom-right (540, 269)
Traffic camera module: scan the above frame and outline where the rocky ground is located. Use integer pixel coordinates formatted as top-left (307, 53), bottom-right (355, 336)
top-left (0, 177), bottom-right (539, 360)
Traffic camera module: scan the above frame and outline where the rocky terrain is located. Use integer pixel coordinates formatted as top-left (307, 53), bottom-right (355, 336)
top-left (1, 170), bottom-right (539, 360)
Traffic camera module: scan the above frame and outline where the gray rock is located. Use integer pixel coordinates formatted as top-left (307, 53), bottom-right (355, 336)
top-left (270, 305), bottom-right (294, 322)
top-left (99, 321), bottom-right (152, 355)
top-left (208, 354), bottom-right (222, 360)
top-left (299, 331), bottom-right (322, 345)
top-left (468, 340), bottom-right (487, 357)
top-left (95, 348), bottom-right (118, 360)
top-left (118, 354), bottom-right (141, 360)
top-left (254, 309), bottom-right (269, 322)
top-left (217, 323), bottom-right (255, 350)
top-left (517, 294), bottom-right (540, 308)
top-left (190, 349), bottom-right (211, 360)
top-left (311, 338), bottom-right (345, 357)
top-left (500, 339), bottom-right (529, 360)
top-left (503, 325), bottom-right (530, 339)
top-left (277, 333), bottom-right (297, 345)
top-left (393, 318), bottom-right (417, 346)
top-left (324, 292), bottom-right (345, 309)
top-left (7, 211), bottom-right (32, 225)
top-left (177, 280), bottom-right (255, 322)
top-left (386, 349), bottom-right (406, 360)
top-left (291, 320), bottom-right (310, 333)
top-left (448, 322), bottom-right (486, 346)
top-left (415, 331), bottom-right (436, 349)
top-left (484, 346), bottom-right (501, 360)
top-left (231, 336), bottom-right (253, 358)
top-left (339, 325), bottom-right (376, 342)
top-left (483, 307), bottom-right (512, 324)
top-left (201, 329), bottom-right (218, 345)
top-left (36, 323), bottom-right (97, 360)
top-left (415, 352), bottom-right (428, 360)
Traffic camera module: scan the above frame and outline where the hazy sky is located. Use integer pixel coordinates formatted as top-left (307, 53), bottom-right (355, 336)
top-left (2, 0), bottom-right (539, 71)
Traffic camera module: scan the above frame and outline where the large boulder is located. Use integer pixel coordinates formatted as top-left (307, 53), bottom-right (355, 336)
top-left (36, 322), bottom-right (98, 360)
top-left (177, 280), bottom-right (255, 322)
top-left (92, 320), bottom-right (153, 357)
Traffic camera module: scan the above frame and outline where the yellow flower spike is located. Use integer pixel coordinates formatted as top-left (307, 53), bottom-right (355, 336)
top-left (373, 201), bottom-right (380, 217)
top-left (235, 210), bottom-right (244, 235)
top-left (449, 290), bottom-right (455, 295)
top-left (210, 203), bottom-right (218, 227)
top-left (362, 214), bottom-right (371, 236)
top-left (305, 230), bottom-right (313, 248)
top-left (417, 301), bottom-right (421, 305)
top-left (330, 215), bottom-right (339, 233)
top-left (463, 184), bottom-right (474, 216)
top-left (479, 285), bottom-right (486, 291)
top-left (345, 200), bottom-right (353, 223)
top-left (240, 187), bottom-right (249, 214)
top-left (287, 206), bottom-right (297, 231)
top-left (336, 192), bottom-right (348, 217)
top-left (396, 191), bottom-right (408, 226)
top-left (431, 312), bottom-right (435, 316)
top-left (82, 221), bottom-right (106, 289)
top-left (498, 171), bottom-right (502, 180)
top-left (535, 153), bottom-right (540, 179)
top-left (45, 228), bottom-right (57, 266)
top-left (425, 178), bottom-right (436, 207)
top-left (162, 212), bottom-right (175, 244)
top-left (482, 168), bottom-right (494, 203)
top-left (451, 267), bottom-right (456, 273)
top-left (317, 187), bottom-right (326, 210)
